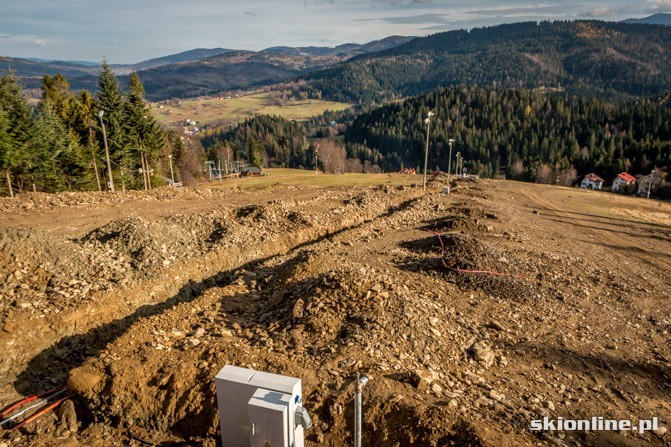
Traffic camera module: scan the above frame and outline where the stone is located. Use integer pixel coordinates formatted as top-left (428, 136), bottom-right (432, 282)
top-left (656, 426), bottom-right (668, 436)
top-left (470, 341), bottom-right (495, 368)
top-left (410, 369), bottom-right (433, 390)
top-left (68, 367), bottom-right (102, 395)
top-left (431, 383), bottom-right (443, 393)
top-left (194, 327), bottom-right (206, 338)
top-left (489, 390), bottom-right (505, 401)
top-left (485, 320), bottom-right (506, 331)
top-left (544, 400), bottom-right (555, 411)
top-left (58, 399), bottom-right (78, 433)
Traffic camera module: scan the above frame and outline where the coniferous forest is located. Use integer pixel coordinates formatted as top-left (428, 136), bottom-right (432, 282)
top-left (202, 87), bottom-right (670, 187)
top-left (0, 64), bottom-right (185, 195)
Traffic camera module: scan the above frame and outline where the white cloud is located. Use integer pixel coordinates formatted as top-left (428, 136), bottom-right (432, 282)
top-left (584, 6), bottom-right (616, 17)
top-left (644, 0), bottom-right (671, 12)
top-left (34, 38), bottom-right (48, 46)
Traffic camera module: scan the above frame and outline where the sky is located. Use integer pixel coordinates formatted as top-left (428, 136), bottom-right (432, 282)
top-left (1, 0), bottom-right (670, 64)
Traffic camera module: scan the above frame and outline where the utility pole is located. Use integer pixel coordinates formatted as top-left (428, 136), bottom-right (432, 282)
top-left (98, 110), bottom-right (115, 193)
top-left (315, 144), bottom-right (319, 174)
top-left (447, 139), bottom-right (455, 180)
top-left (423, 111), bottom-right (434, 191)
top-left (647, 170), bottom-right (655, 199)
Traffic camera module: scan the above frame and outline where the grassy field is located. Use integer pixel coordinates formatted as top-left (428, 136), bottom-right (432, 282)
top-left (205, 168), bottom-right (423, 190)
top-left (152, 93), bottom-right (350, 127)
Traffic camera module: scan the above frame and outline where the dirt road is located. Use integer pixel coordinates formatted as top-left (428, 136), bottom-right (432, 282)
top-left (0, 178), bottom-right (669, 446)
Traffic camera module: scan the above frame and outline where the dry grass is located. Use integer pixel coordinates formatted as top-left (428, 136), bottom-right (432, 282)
top-left (204, 168), bottom-right (423, 190)
top-left (152, 93), bottom-right (350, 126)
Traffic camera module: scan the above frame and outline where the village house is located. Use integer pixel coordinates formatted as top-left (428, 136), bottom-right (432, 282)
top-left (580, 173), bottom-right (605, 190)
top-left (612, 172), bottom-right (637, 193)
top-left (637, 173), bottom-right (660, 196)
top-left (240, 166), bottom-right (263, 177)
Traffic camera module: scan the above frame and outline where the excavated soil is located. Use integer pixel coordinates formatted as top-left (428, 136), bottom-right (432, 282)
top-left (0, 179), bottom-right (670, 447)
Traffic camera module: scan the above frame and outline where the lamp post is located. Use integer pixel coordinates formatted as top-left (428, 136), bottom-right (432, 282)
top-left (98, 110), bottom-right (115, 193)
top-left (447, 138), bottom-right (455, 180)
top-left (168, 154), bottom-right (175, 185)
top-left (315, 144), bottom-right (319, 174)
top-left (455, 152), bottom-right (461, 177)
top-left (422, 111), bottom-right (434, 191)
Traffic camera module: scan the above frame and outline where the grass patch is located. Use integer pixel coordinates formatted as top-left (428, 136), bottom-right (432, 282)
top-left (205, 168), bottom-right (422, 190)
top-left (152, 93), bottom-right (350, 127)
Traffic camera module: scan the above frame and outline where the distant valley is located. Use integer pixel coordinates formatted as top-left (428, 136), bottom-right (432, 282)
top-left (1, 36), bottom-right (415, 101)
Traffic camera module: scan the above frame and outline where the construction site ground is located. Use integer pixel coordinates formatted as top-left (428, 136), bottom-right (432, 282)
top-left (0, 171), bottom-right (669, 447)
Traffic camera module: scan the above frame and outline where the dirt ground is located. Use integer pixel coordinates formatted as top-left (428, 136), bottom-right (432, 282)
top-left (0, 176), bottom-right (669, 447)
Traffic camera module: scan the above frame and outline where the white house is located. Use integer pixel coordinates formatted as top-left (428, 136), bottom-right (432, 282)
top-left (612, 172), bottom-right (637, 193)
top-left (581, 173), bottom-right (605, 190)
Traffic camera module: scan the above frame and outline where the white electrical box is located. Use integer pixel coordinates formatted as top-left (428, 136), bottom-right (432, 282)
top-left (216, 365), bottom-right (308, 447)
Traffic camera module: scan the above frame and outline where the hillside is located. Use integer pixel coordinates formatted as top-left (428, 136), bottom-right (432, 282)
top-left (343, 86), bottom-right (671, 181)
top-left (622, 13), bottom-right (671, 26)
top-left (2, 37), bottom-right (415, 100)
top-left (302, 21), bottom-right (671, 103)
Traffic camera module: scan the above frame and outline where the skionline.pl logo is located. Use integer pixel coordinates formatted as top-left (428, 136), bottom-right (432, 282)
top-left (531, 416), bottom-right (662, 433)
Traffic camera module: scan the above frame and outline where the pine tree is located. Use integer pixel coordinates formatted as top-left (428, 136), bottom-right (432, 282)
top-left (124, 72), bottom-right (164, 188)
top-left (0, 70), bottom-right (34, 193)
top-left (95, 60), bottom-right (126, 180)
top-left (30, 102), bottom-right (86, 192)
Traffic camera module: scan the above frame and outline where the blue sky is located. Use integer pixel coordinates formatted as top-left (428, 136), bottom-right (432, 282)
top-left (1, 0), bottom-right (669, 63)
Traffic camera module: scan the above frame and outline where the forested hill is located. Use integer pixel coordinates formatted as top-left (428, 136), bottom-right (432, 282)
top-left (303, 21), bottom-right (671, 103)
top-left (344, 87), bottom-right (671, 182)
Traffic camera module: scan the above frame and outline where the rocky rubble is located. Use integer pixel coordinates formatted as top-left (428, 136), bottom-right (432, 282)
top-left (1, 179), bottom-right (669, 447)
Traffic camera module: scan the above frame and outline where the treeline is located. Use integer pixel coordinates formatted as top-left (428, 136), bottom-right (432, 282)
top-left (344, 86), bottom-right (671, 182)
top-left (300, 21), bottom-right (671, 104)
top-left (200, 87), bottom-right (671, 184)
top-left (0, 64), bottom-right (187, 195)
top-left (201, 107), bottom-right (391, 174)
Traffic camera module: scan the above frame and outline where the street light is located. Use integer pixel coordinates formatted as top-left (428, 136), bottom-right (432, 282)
top-left (647, 170), bottom-right (655, 199)
top-left (422, 111), bottom-right (434, 191)
top-left (447, 138), bottom-right (455, 180)
top-left (168, 154), bottom-right (175, 185)
top-left (315, 144), bottom-right (320, 174)
top-left (455, 152), bottom-right (461, 177)
top-left (98, 110), bottom-right (115, 193)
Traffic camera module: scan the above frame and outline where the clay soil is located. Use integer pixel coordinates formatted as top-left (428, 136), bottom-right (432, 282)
top-left (0, 176), bottom-right (669, 447)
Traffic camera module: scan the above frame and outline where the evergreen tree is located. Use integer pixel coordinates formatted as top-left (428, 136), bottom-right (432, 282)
top-left (30, 102), bottom-right (87, 192)
top-left (124, 72), bottom-right (164, 188)
top-left (0, 70), bottom-right (34, 193)
top-left (95, 60), bottom-right (126, 177)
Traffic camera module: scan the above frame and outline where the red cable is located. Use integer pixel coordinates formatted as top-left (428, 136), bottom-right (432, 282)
top-left (433, 231), bottom-right (534, 282)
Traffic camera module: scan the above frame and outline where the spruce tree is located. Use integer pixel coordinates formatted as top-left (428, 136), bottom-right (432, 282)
top-left (0, 70), bottom-right (34, 193)
top-left (124, 72), bottom-right (164, 188)
top-left (95, 60), bottom-right (126, 182)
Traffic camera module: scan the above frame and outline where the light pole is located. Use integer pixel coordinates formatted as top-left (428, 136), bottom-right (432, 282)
top-left (455, 152), bottom-right (461, 177)
top-left (168, 154), bottom-right (175, 185)
top-left (422, 111), bottom-right (434, 191)
top-left (647, 170), bottom-right (655, 199)
top-left (98, 110), bottom-right (114, 193)
top-left (315, 144), bottom-right (319, 174)
top-left (447, 138), bottom-right (455, 180)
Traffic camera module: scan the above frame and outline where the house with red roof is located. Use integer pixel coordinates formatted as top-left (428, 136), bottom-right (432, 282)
top-left (612, 172), bottom-right (637, 193)
top-left (580, 173), bottom-right (605, 190)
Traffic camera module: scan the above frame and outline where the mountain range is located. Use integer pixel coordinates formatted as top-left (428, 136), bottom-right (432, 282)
top-left (621, 12), bottom-right (671, 25)
top-left (0, 36), bottom-right (415, 100)
top-left (2, 15), bottom-right (671, 103)
top-left (301, 19), bottom-right (671, 103)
